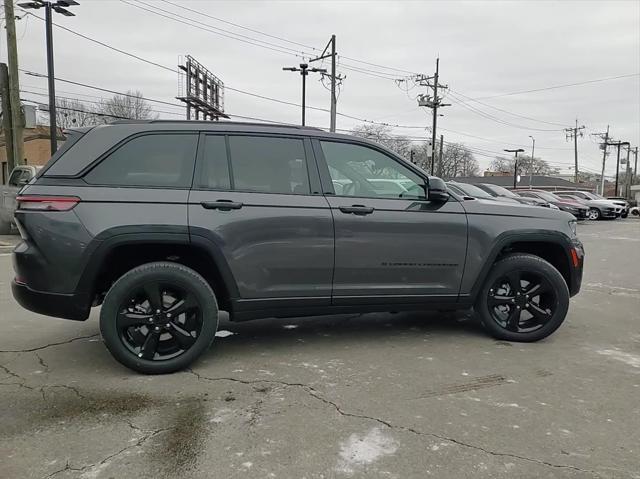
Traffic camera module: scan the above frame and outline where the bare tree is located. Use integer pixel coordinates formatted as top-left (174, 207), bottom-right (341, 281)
top-left (438, 143), bottom-right (479, 179)
top-left (350, 124), bottom-right (413, 160)
top-left (55, 97), bottom-right (98, 129)
top-left (96, 90), bottom-right (156, 122)
top-left (489, 155), bottom-right (559, 176)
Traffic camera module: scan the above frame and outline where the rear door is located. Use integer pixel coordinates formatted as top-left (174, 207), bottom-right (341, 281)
top-left (188, 133), bottom-right (334, 308)
top-left (313, 139), bottom-right (467, 304)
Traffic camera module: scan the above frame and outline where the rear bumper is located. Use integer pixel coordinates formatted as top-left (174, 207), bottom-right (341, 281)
top-left (11, 280), bottom-right (90, 321)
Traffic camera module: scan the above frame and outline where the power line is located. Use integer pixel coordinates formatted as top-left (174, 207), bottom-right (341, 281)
top-left (470, 73), bottom-right (640, 100)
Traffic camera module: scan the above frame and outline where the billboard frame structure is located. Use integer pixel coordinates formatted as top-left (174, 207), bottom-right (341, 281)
top-left (177, 55), bottom-right (229, 120)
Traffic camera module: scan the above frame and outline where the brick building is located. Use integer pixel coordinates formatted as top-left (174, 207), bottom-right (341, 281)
top-left (1, 127), bottom-right (65, 183)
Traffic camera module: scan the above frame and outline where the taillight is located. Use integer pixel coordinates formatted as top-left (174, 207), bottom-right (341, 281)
top-left (16, 195), bottom-right (80, 211)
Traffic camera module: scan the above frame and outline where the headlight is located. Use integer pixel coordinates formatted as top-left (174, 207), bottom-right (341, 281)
top-left (569, 220), bottom-right (577, 237)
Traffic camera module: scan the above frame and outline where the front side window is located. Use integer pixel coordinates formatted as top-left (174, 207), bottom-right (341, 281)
top-left (228, 136), bottom-right (309, 195)
top-left (320, 141), bottom-right (425, 199)
top-left (85, 134), bottom-right (198, 188)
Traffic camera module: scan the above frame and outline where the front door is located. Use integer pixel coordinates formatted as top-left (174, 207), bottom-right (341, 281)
top-left (189, 133), bottom-right (334, 309)
top-left (313, 139), bottom-right (467, 305)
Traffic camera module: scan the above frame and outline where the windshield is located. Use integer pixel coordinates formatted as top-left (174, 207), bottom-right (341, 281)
top-left (483, 184), bottom-right (518, 198)
top-left (452, 183), bottom-right (493, 199)
top-left (534, 191), bottom-right (562, 202)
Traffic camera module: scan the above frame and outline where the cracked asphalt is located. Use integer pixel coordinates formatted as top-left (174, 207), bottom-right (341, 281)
top-left (1, 220), bottom-right (639, 479)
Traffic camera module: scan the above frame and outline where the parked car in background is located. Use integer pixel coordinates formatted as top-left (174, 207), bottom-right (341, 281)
top-left (555, 191), bottom-right (624, 220)
top-left (0, 165), bottom-right (42, 234)
top-left (472, 183), bottom-right (553, 208)
top-left (516, 190), bottom-right (589, 220)
top-left (448, 181), bottom-right (526, 205)
top-left (606, 196), bottom-right (631, 218)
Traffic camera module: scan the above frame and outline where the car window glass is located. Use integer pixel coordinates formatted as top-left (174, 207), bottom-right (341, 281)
top-left (228, 136), bottom-right (309, 195)
top-left (196, 135), bottom-right (231, 190)
top-left (8, 169), bottom-right (23, 186)
top-left (85, 134), bottom-right (198, 188)
top-left (320, 141), bottom-right (425, 199)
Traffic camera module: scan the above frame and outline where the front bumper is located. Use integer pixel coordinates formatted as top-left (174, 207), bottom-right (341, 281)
top-left (569, 240), bottom-right (584, 297)
top-left (11, 280), bottom-right (90, 321)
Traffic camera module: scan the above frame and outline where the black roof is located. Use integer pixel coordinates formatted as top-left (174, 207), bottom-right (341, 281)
top-left (454, 175), bottom-right (593, 191)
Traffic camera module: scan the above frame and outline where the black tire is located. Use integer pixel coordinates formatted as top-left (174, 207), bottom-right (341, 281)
top-left (475, 253), bottom-right (569, 342)
top-left (100, 261), bottom-right (218, 374)
top-left (0, 220), bottom-right (11, 235)
top-left (621, 212), bottom-right (628, 219)
top-left (588, 208), bottom-right (601, 221)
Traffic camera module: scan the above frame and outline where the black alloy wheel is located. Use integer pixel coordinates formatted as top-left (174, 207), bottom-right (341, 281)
top-left (487, 271), bottom-right (555, 333)
top-left (476, 253), bottom-right (570, 342)
top-left (100, 262), bottom-right (218, 374)
top-left (117, 282), bottom-right (202, 361)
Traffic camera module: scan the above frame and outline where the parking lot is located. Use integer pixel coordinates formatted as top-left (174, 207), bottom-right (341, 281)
top-left (1, 219), bottom-right (639, 479)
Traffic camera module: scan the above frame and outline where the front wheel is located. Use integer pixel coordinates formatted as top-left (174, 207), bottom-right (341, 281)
top-left (621, 211), bottom-right (628, 219)
top-left (475, 254), bottom-right (569, 342)
top-left (588, 208), bottom-right (601, 220)
top-left (100, 262), bottom-right (218, 374)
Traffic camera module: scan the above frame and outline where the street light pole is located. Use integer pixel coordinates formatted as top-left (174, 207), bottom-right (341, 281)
top-left (528, 135), bottom-right (535, 189)
top-left (283, 63), bottom-right (326, 126)
top-left (505, 148), bottom-right (525, 189)
top-left (17, 1), bottom-right (79, 155)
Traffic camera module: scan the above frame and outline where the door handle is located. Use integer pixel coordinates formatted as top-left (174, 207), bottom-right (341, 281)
top-left (339, 205), bottom-right (374, 215)
top-left (200, 200), bottom-right (243, 211)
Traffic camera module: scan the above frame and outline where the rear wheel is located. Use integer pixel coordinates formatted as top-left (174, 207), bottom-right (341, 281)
top-left (100, 262), bottom-right (218, 374)
top-left (588, 208), bottom-right (601, 220)
top-left (475, 254), bottom-right (569, 342)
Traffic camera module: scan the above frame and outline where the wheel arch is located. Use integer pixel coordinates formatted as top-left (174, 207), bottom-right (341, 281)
top-left (78, 233), bottom-right (239, 311)
top-left (469, 231), bottom-right (576, 302)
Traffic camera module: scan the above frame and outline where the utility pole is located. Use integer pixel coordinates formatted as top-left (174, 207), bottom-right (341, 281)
top-left (18, 1), bottom-right (80, 155)
top-left (438, 134), bottom-right (444, 177)
top-left (592, 126), bottom-right (609, 195)
top-left (3, 0), bottom-right (24, 167)
top-left (0, 63), bottom-right (15, 177)
top-left (564, 119), bottom-right (585, 184)
top-left (309, 35), bottom-right (344, 132)
top-left (528, 135), bottom-right (535, 189)
top-left (505, 148), bottom-right (525, 189)
top-left (624, 145), bottom-right (632, 199)
top-left (607, 141), bottom-right (629, 196)
top-left (414, 58), bottom-right (450, 175)
top-left (282, 63), bottom-right (326, 126)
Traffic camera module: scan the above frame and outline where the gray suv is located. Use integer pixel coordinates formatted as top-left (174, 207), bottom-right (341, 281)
top-left (11, 121), bottom-right (584, 374)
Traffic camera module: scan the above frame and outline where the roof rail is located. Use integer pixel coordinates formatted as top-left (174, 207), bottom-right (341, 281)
top-left (108, 119), bottom-right (324, 131)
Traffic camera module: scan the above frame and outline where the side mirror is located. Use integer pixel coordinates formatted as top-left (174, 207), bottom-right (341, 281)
top-left (427, 177), bottom-right (449, 202)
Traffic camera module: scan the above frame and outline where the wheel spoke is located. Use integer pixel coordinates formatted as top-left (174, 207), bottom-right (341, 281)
top-left (506, 308), bottom-right (521, 332)
top-left (505, 271), bottom-right (522, 294)
top-left (526, 303), bottom-right (551, 323)
top-left (166, 292), bottom-right (198, 317)
top-left (118, 310), bottom-right (152, 329)
top-left (488, 294), bottom-right (514, 308)
top-left (143, 283), bottom-right (164, 312)
top-left (140, 331), bottom-right (160, 359)
top-left (169, 323), bottom-right (196, 349)
top-left (524, 279), bottom-right (550, 297)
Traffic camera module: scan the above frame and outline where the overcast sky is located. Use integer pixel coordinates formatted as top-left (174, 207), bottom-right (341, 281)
top-left (5, 0), bottom-right (639, 176)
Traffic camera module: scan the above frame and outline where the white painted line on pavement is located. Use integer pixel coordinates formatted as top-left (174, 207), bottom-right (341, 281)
top-left (0, 253), bottom-right (12, 257)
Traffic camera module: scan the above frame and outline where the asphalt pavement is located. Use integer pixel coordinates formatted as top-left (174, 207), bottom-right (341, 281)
top-left (1, 220), bottom-right (639, 479)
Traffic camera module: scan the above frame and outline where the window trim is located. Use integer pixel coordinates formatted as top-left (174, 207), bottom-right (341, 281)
top-left (312, 138), bottom-right (430, 202)
top-left (81, 131), bottom-right (199, 190)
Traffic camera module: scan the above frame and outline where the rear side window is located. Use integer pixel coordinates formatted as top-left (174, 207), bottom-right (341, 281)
top-left (228, 136), bottom-right (310, 195)
top-left (84, 133), bottom-right (198, 188)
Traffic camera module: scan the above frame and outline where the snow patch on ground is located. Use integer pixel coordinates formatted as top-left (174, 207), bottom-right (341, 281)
top-left (596, 349), bottom-right (640, 368)
top-left (215, 330), bottom-right (235, 338)
top-left (336, 428), bottom-right (398, 475)
top-left (283, 324), bottom-right (298, 329)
